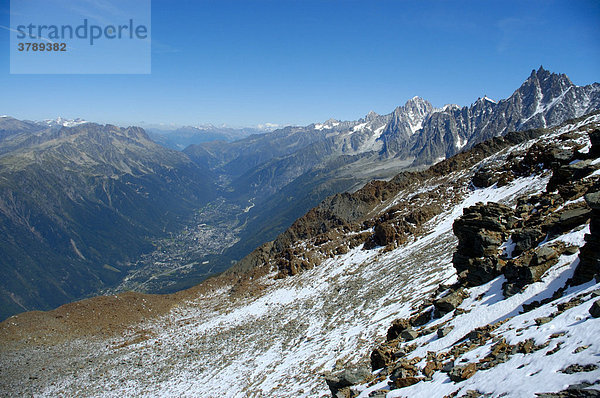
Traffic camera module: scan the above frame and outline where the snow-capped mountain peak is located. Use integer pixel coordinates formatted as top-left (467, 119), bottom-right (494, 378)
top-left (41, 117), bottom-right (89, 128)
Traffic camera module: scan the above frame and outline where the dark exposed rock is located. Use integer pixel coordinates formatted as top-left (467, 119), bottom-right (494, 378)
top-left (390, 376), bottom-right (422, 389)
top-left (386, 318), bottom-right (410, 341)
top-left (564, 245), bottom-right (580, 255)
top-left (536, 387), bottom-right (600, 397)
top-left (434, 289), bottom-right (468, 315)
top-left (517, 339), bottom-right (536, 354)
top-left (503, 283), bottom-right (522, 297)
top-left (325, 366), bottom-right (371, 396)
top-left (441, 360), bottom-right (455, 373)
top-left (373, 221), bottom-right (399, 247)
top-left (390, 360), bottom-right (419, 380)
top-left (534, 246), bottom-right (560, 265)
top-left (535, 316), bottom-right (553, 325)
top-left (452, 202), bottom-right (515, 286)
top-left (437, 326), bottom-right (454, 338)
top-left (370, 346), bottom-right (393, 371)
top-left (572, 192), bottom-right (600, 285)
top-left (589, 300), bottom-right (600, 318)
top-left (511, 228), bottom-right (546, 257)
top-left (410, 308), bottom-right (433, 327)
top-left (472, 168), bottom-right (507, 188)
top-left (547, 159), bottom-right (598, 194)
top-left (448, 363), bottom-right (477, 382)
top-left (368, 391), bottom-right (388, 398)
top-left (560, 364), bottom-right (599, 374)
top-left (466, 325), bottom-right (496, 344)
top-left (453, 254), bottom-right (506, 286)
top-left (503, 245), bottom-right (562, 296)
top-left (400, 329), bottom-right (419, 341)
top-left (544, 207), bottom-right (592, 237)
top-left (590, 129), bottom-right (600, 157)
top-left (423, 360), bottom-right (442, 378)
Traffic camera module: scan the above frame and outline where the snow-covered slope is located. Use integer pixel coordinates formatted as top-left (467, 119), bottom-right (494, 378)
top-left (357, 225), bottom-right (600, 397)
top-left (1, 114), bottom-right (599, 397)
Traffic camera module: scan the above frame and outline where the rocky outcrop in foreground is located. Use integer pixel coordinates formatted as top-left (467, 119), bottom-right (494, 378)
top-left (573, 190), bottom-right (600, 285)
top-left (326, 126), bottom-right (600, 398)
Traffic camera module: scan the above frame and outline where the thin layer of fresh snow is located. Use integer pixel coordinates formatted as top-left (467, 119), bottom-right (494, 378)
top-left (359, 226), bottom-right (600, 398)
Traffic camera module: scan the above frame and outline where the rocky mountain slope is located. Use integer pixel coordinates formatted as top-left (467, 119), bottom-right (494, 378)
top-left (1, 112), bottom-right (599, 397)
top-left (0, 121), bottom-right (215, 320)
top-left (182, 67), bottom-right (600, 277)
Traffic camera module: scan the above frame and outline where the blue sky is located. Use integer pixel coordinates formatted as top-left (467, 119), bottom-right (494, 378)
top-left (1, 0), bottom-right (599, 127)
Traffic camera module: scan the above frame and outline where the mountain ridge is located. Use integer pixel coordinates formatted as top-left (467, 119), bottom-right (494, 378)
top-left (1, 112), bottom-right (598, 397)
top-left (0, 67), bottom-right (598, 320)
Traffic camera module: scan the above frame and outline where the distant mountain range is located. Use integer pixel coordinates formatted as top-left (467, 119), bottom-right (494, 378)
top-left (183, 66), bottom-right (600, 269)
top-left (0, 66), bottom-right (598, 320)
top-left (146, 125), bottom-right (270, 151)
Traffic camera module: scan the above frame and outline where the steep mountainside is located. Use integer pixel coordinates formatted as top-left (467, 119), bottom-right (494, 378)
top-left (0, 116), bottom-right (44, 143)
top-left (181, 67), bottom-right (600, 278)
top-left (0, 123), bottom-right (215, 320)
top-left (1, 113), bottom-right (598, 397)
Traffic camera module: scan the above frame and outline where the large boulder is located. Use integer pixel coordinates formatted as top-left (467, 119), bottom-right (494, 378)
top-left (572, 191), bottom-right (600, 285)
top-left (386, 318), bottom-right (410, 341)
top-left (324, 366), bottom-right (371, 396)
top-left (373, 221), bottom-right (398, 246)
top-left (547, 159), bottom-right (598, 194)
top-left (543, 207), bottom-right (592, 237)
top-left (448, 363), bottom-right (477, 382)
top-left (452, 202), bottom-right (515, 285)
top-left (590, 300), bottom-right (600, 318)
top-left (370, 345), bottom-right (393, 371)
top-left (433, 288), bottom-right (468, 315)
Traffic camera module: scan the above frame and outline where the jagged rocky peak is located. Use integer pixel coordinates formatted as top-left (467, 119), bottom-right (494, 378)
top-left (535, 66), bottom-right (573, 97)
top-left (365, 110), bottom-right (380, 121)
top-left (441, 103), bottom-right (461, 112)
top-left (471, 95), bottom-right (498, 112)
top-left (398, 96), bottom-right (434, 116)
top-left (384, 96), bottom-right (434, 136)
top-left (518, 66), bottom-right (574, 108)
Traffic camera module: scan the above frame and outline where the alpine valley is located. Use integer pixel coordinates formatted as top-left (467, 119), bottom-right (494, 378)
top-left (2, 89), bottom-right (600, 397)
top-left (0, 67), bottom-right (599, 324)
top-left (1, 67), bottom-right (600, 397)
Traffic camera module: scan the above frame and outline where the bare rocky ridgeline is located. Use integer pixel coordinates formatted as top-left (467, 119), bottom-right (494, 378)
top-left (1, 114), bottom-right (600, 397)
